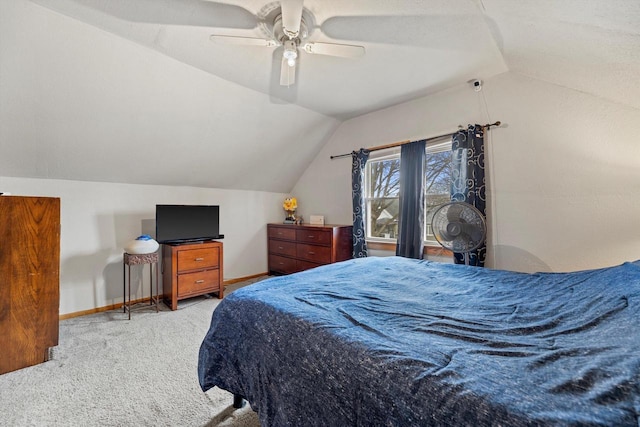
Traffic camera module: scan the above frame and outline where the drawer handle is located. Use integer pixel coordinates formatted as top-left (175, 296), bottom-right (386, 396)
top-left (194, 257), bottom-right (204, 261)
top-left (308, 235), bottom-right (315, 238)
top-left (278, 246), bottom-right (284, 250)
top-left (195, 280), bottom-right (205, 284)
top-left (278, 262), bottom-right (285, 265)
top-left (308, 251), bottom-right (315, 255)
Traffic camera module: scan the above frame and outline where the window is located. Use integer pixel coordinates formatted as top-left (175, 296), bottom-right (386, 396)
top-left (366, 152), bottom-right (401, 240)
top-left (364, 138), bottom-right (452, 244)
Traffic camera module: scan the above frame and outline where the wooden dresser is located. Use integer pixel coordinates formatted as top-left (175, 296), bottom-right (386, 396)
top-left (268, 223), bottom-right (352, 275)
top-left (0, 196), bottom-right (60, 375)
top-left (162, 241), bottom-right (223, 310)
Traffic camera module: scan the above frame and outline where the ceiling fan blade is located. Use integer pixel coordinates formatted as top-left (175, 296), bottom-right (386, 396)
top-left (280, 56), bottom-right (297, 86)
top-left (280, 0), bottom-right (304, 37)
top-left (321, 14), bottom-right (484, 51)
top-left (302, 42), bottom-right (365, 58)
top-left (33, 0), bottom-right (258, 29)
top-left (209, 35), bottom-right (277, 47)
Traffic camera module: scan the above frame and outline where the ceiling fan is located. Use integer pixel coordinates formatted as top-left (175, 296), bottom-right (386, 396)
top-left (209, 0), bottom-right (365, 87)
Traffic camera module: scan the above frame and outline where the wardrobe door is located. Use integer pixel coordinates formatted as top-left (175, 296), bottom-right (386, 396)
top-left (0, 196), bottom-right (60, 375)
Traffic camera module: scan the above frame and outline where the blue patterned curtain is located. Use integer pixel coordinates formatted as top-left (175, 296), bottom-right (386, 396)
top-left (396, 140), bottom-right (426, 259)
top-left (352, 149), bottom-right (370, 258)
top-left (451, 125), bottom-right (486, 266)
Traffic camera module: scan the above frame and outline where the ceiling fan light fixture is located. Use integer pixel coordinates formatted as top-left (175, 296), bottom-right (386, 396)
top-left (283, 49), bottom-right (297, 60)
top-left (283, 39), bottom-right (298, 67)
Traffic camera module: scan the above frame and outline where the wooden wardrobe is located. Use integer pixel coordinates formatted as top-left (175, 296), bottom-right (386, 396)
top-left (0, 196), bottom-right (60, 375)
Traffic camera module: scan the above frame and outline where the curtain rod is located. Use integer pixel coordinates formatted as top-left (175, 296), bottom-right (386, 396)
top-left (329, 121), bottom-right (501, 160)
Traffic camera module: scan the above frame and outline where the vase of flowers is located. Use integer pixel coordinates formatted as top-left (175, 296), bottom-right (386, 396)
top-left (283, 197), bottom-right (297, 223)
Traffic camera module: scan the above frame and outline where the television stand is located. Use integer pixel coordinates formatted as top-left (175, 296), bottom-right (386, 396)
top-left (162, 241), bottom-right (223, 310)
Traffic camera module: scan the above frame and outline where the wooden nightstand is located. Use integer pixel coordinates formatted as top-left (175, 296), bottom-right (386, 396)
top-left (162, 241), bottom-right (223, 310)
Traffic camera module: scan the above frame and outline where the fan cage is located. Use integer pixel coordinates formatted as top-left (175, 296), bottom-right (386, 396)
top-left (430, 202), bottom-right (486, 253)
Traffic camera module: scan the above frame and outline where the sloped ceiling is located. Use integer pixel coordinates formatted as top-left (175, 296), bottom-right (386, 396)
top-left (482, 0), bottom-right (640, 111)
top-left (0, 0), bottom-right (638, 192)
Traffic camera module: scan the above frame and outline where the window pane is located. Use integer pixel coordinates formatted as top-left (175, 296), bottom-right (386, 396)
top-left (368, 197), bottom-right (399, 239)
top-left (367, 156), bottom-right (400, 239)
top-left (368, 158), bottom-right (400, 197)
top-left (425, 150), bottom-right (452, 241)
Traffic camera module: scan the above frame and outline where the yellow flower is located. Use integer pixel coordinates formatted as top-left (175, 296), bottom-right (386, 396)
top-left (283, 197), bottom-right (297, 211)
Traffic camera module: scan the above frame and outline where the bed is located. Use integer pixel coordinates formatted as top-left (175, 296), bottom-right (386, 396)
top-left (198, 256), bottom-right (640, 426)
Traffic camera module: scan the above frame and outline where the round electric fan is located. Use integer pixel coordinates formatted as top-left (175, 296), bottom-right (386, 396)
top-left (431, 201), bottom-right (486, 265)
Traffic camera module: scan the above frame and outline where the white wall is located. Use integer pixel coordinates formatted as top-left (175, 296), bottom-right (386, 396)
top-left (0, 176), bottom-right (286, 315)
top-left (292, 71), bottom-right (640, 273)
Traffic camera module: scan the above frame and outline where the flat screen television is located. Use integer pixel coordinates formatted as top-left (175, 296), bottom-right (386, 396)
top-left (155, 204), bottom-right (223, 244)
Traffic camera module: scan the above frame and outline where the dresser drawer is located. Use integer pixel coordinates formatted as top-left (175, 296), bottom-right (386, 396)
top-left (269, 226), bottom-right (296, 240)
top-left (269, 240), bottom-right (297, 257)
top-left (269, 254), bottom-right (298, 275)
top-left (177, 247), bottom-right (219, 272)
top-left (177, 269), bottom-right (219, 297)
top-left (296, 243), bottom-right (331, 264)
top-left (296, 229), bottom-right (331, 245)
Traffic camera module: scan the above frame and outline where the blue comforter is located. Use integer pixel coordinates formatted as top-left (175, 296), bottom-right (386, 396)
top-left (198, 257), bottom-right (640, 426)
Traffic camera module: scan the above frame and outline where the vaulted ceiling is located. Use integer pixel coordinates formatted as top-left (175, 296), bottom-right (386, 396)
top-left (1, 0), bottom-right (638, 192)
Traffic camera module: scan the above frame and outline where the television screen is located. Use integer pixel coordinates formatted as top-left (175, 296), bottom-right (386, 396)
top-left (155, 204), bottom-right (221, 244)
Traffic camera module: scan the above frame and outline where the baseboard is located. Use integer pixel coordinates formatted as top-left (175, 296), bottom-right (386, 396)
top-left (223, 271), bottom-right (268, 285)
top-left (59, 297), bottom-right (154, 320)
top-left (59, 271), bottom-right (269, 320)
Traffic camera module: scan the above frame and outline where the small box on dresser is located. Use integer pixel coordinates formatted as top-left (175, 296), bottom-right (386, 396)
top-left (268, 223), bottom-right (352, 275)
top-left (162, 241), bottom-right (223, 310)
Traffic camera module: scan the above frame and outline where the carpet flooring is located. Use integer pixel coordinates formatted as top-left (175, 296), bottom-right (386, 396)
top-left (0, 278), bottom-right (266, 426)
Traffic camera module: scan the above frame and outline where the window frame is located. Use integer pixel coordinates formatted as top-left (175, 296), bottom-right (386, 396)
top-left (363, 137), bottom-right (452, 247)
top-left (364, 148), bottom-right (401, 244)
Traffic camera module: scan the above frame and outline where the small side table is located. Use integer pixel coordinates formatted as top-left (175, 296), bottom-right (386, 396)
top-left (123, 252), bottom-right (159, 320)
